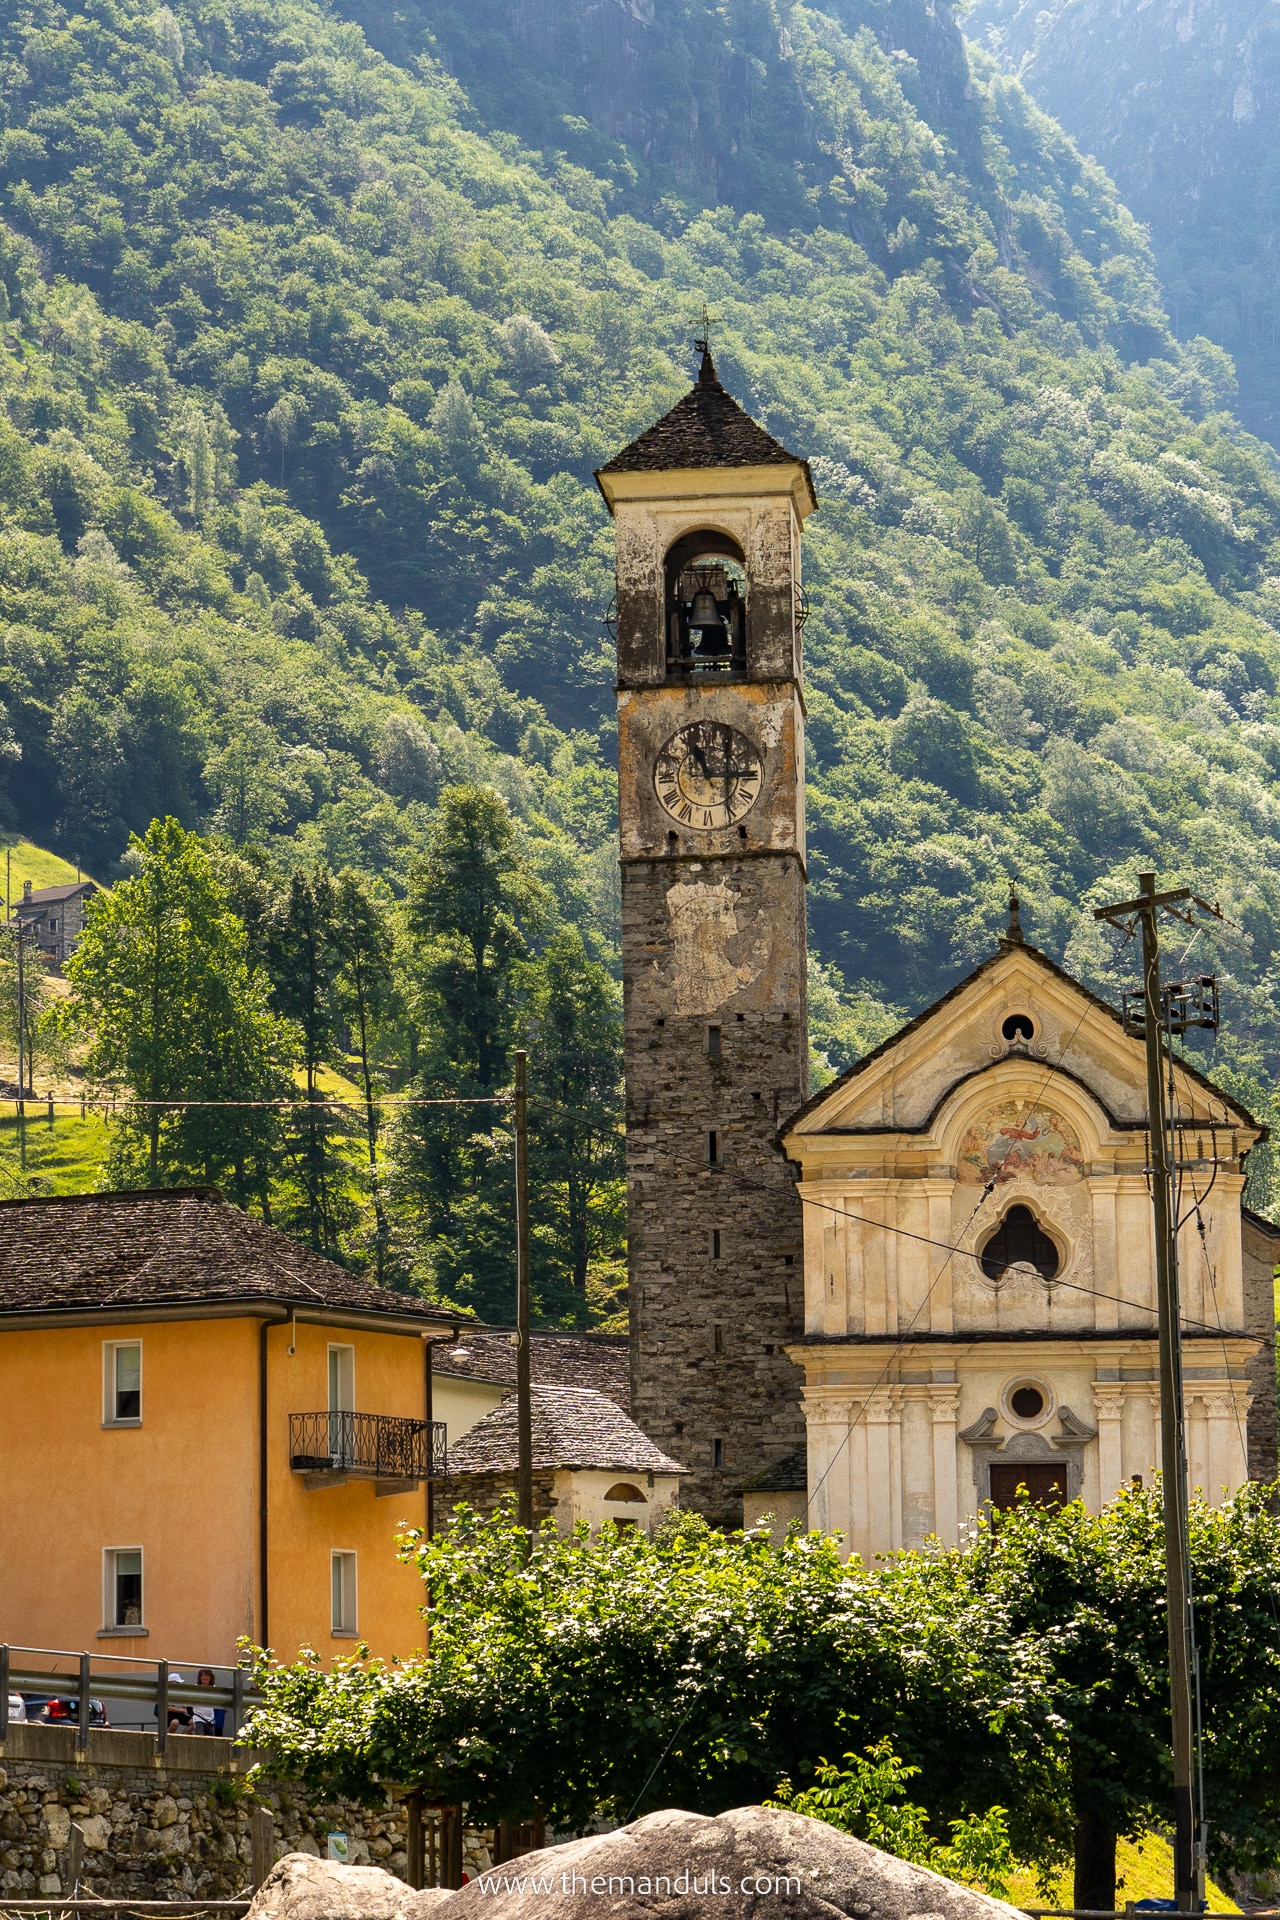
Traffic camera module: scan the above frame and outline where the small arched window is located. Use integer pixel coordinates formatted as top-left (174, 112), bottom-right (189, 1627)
top-left (980, 1205), bottom-right (1059, 1282)
top-left (603, 1482), bottom-right (647, 1503)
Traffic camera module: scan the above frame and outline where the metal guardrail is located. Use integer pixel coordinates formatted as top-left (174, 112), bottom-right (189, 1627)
top-left (289, 1411), bottom-right (445, 1480)
top-left (0, 1644), bottom-right (259, 1750)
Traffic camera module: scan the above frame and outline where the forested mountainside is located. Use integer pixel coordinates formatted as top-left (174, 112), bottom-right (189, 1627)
top-left (3, 0), bottom-right (1280, 1302)
top-left (964, 0), bottom-right (1280, 450)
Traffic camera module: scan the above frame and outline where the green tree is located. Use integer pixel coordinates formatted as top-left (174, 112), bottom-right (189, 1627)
top-left (333, 870), bottom-right (399, 1281)
top-left (0, 925), bottom-right (65, 1092)
top-left (389, 786), bottom-right (547, 1312)
top-left (264, 867), bottom-right (353, 1257)
top-left (65, 817), bottom-right (291, 1202)
top-left (966, 1480), bottom-right (1280, 1906)
top-left (204, 718), bottom-right (293, 848)
top-left (522, 926), bottom-right (624, 1316)
top-left (246, 1505), bottom-right (1067, 1855)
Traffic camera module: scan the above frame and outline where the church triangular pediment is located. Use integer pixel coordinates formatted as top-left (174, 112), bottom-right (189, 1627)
top-left (784, 943), bottom-right (1259, 1153)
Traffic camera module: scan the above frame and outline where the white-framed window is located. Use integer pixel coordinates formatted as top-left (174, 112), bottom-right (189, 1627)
top-left (103, 1340), bottom-right (142, 1425)
top-left (104, 1547), bottom-right (143, 1629)
top-left (331, 1551), bottom-right (357, 1635)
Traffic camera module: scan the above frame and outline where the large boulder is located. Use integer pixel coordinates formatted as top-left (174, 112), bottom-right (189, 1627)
top-left (402, 1805), bottom-right (1029, 1918)
top-left (249, 1852), bottom-right (441, 1920)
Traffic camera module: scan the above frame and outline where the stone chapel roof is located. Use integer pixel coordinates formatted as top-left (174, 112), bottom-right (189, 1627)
top-left (781, 936), bottom-right (1264, 1140)
top-left (0, 1186), bottom-right (461, 1328)
top-left (434, 1326), bottom-right (630, 1409)
top-left (597, 348), bottom-right (815, 489)
top-left (739, 1449), bottom-right (808, 1495)
top-left (447, 1385), bottom-right (686, 1476)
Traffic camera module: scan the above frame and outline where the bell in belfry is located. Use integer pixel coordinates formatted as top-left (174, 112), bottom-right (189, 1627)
top-left (689, 587), bottom-right (731, 659)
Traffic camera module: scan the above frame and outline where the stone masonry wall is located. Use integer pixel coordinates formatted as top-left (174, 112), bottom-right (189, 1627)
top-left (624, 854), bottom-right (808, 1525)
top-left (1241, 1210), bottom-right (1279, 1482)
top-left (0, 1726), bottom-right (409, 1900)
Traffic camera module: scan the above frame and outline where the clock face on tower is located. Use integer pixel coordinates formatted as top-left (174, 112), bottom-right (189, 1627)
top-left (653, 722), bottom-right (763, 830)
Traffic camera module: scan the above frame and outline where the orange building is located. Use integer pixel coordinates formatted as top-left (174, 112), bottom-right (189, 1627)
top-left (0, 1187), bottom-right (472, 1669)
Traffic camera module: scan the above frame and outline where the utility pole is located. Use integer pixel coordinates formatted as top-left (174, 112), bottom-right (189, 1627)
top-left (1095, 871), bottom-right (1223, 1913)
top-left (15, 913), bottom-right (27, 1169)
top-left (514, 1049), bottom-right (533, 1544)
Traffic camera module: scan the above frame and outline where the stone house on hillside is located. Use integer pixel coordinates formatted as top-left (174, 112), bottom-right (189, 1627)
top-left (11, 878), bottom-right (98, 966)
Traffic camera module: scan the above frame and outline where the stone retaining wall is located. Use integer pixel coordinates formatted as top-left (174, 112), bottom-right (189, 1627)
top-left (0, 1723), bottom-right (408, 1898)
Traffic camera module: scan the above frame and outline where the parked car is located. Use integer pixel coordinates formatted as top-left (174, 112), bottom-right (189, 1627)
top-left (5, 1693), bottom-right (24, 1722)
top-left (23, 1694), bottom-right (109, 1727)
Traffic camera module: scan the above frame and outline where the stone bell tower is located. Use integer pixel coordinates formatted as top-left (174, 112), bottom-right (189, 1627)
top-left (594, 346), bottom-right (817, 1523)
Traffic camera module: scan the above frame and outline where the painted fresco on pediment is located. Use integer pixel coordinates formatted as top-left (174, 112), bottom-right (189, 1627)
top-left (957, 1102), bottom-right (1083, 1186)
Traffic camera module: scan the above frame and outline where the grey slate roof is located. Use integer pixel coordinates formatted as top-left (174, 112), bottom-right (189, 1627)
top-left (0, 1187), bottom-right (460, 1325)
top-left (435, 1326), bottom-right (630, 1409)
top-left (597, 349), bottom-right (809, 478)
top-left (447, 1386), bottom-right (686, 1476)
top-left (739, 1449), bottom-right (807, 1495)
top-left (16, 882), bottom-right (96, 906)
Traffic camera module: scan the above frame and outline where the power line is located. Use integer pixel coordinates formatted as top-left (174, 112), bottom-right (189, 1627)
top-left (0, 1093), bottom-right (513, 1111)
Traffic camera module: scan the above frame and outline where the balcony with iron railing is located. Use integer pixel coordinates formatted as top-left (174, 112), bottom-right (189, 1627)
top-left (289, 1411), bottom-right (446, 1492)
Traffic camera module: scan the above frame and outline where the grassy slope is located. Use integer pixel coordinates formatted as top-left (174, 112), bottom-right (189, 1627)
top-left (2, 839), bottom-right (86, 893)
top-left (1005, 1831), bottom-right (1240, 1911)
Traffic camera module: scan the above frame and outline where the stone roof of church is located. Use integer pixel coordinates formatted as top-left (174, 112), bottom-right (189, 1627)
top-left (434, 1327), bottom-right (630, 1409)
top-left (781, 936), bottom-right (1264, 1140)
top-left (597, 348), bottom-right (814, 490)
top-left (447, 1386), bottom-right (686, 1476)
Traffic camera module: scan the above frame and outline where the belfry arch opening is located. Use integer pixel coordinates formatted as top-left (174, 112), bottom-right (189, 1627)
top-left (664, 530), bottom-right (746, 677)
top-left (979, 1204), bottom-right (1060, 1283)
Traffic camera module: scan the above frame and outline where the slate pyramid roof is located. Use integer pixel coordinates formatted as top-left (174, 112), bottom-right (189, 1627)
top-left (598, 348), bottom-right (814, 492)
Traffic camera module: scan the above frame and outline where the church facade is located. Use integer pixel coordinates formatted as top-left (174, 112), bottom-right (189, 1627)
top-left (782, 927), bottom-right (1276, 1559)
top-left (598, 354), bottom-right (1277, 1553)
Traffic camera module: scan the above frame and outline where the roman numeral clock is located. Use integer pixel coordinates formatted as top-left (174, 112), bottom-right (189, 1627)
top-left (594, 345), bottom-right (818, 1524)
top-left (654, 721), bottom-right (762, 830)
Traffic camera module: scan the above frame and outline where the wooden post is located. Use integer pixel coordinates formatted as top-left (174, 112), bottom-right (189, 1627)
top-left (67, 1822), bottom-right (84, 1894)
top-left (231, 1665), bottom-right (245, 1743)
top-left (250, 1806), bottom-right (275, 1890)
top-left (441, 1805), bottom-right (464, 1890)
top-left (404, 1791), bottom-right (424, 1890)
